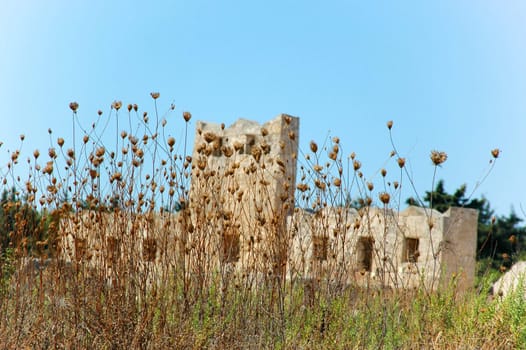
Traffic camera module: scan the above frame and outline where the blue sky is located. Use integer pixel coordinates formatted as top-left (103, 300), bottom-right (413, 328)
top-left (1, 1), bottom-right (525, 215)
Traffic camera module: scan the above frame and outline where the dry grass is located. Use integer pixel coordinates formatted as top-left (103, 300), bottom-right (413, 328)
top-left (0, 95), bottom-right (522, 349)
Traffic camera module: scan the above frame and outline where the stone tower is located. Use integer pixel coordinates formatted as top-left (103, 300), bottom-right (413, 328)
top-left (189, 114), bottom-right (299, 271)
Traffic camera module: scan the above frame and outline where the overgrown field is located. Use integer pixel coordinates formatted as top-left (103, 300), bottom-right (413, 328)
top-left (1, 95), bottom-right (523, 349)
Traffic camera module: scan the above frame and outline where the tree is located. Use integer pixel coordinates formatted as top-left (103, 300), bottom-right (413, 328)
top-left (0, 187), bottom-right (49, 257)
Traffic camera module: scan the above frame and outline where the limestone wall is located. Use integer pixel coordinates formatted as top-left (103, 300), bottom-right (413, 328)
top-left (59, 204), bottom-right (477, 292)
top-left (287, 205), bottom-right (478, 292)
top-left (57, 115), bottom-right (479, 293)
top-left (189, 114), bottom-right (299, 275)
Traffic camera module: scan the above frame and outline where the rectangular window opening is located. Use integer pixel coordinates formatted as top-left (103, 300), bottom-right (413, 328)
top-left (243, 134), bottom-right (256, 155)
top-left (212, 137), bottom-right (223, 157)
top-left (403, 237), bottom-right (419, 263)
top-left (357, 237), bottom-right (374, 272)
top-left (222, 232), bottom-right (240, 263)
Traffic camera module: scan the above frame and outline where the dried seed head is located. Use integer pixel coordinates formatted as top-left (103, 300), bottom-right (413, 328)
top-left (333, 136), bottom-right (340, 144)
top-left (386, 120), bottom-right (393, 130)
top-left (127, 104), bottom-right (133, 112)
top-left (261, 128), bottom-right (268, 136)
top-left (233, 141), bottom-right (243, 152)
top-left (367, 182), bottom-right (374, 191)
top-left (397, 157), bottom-right (405, 168)
top-left (67, 149), bottom-right (75, 158)
top-left (112, 100), bottom-right (122, 110)
top-left (48, 148), bottom-right (57, 159)
top-left (96, 147), bottom-right (105, 157)
top-left (83, 135), bottom-right (89, 144)
top-left (121, 131), bottom-right (127, 139)
top-left (133, 104), bottom-right (138, 112)
top-left (430, 150), bottom-right (447, 166)
top-left (491, 148), bottom-right (500, 159)
top-left (379, 192), bottom-right (391, 205)
top-left (57, 138), bottom-right (65, 147)
top-left (10, 150), bottom-right (19, 162)
top-left (350, 152), bottom-right (356, 160)
top-left (111, 172), bottom-right (122, 182)
top-left (33, 149), bottom-right (40, 159)
top-left (69, 102), bottom-right (79, 112)
top-left (150, 92), bottom-right (160, 99)
top-left (381, 168), bottom-right (387, 177)
top-left (183, 111), bottom-right (192, 122)
top-left (310, 141), bottom-right (318, 153)
top-left (43, 161), bottom-right (53, 175)
top-left (296, 183), bottom-right (309, 192)
top-left (393, 181), bottom-right (399, 190)
top-left (222, 146), bottom-right (233, 157)
top-left (198, 159), bottom-right (209, 172)
top-left (203, 132), bottom-right (216, 143)
top-left (261, 142), bottom-right (271, 154)
top-left (167, 137), bottom-right (176, 148)
top-left (314, 179), bottom-right (326, 190)
top-left (20, 134), bottom-right (25, 141)
top-left (251, 146), bottom-right (262, 162)
top-left (353, 160), bottom-right (361, 171)
top-left (333, 178), bottom-right (341, 187)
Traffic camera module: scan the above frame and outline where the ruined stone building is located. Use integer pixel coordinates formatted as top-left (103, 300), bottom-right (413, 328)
top-left (289, 206), bottom-right (478, 292)
top-left (59, 114), bottom-right (479, 292)
top-left (188, 114), bottom-right (479, 291)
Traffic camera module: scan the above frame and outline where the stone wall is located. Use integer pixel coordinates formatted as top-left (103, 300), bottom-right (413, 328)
top-left (288, 205), bottom-right (478, 292)
top-left (58, 115), bottom-right (479, 292)
top-left (189, 114), bottom-right (299, 275)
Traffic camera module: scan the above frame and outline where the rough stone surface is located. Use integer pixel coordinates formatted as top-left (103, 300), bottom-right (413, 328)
top-left (58, 115), bottom-right (480, 292)
top-left (288, 205), bottom-right (478, 292)
top-left (492, 261), bottom-right (526, 298)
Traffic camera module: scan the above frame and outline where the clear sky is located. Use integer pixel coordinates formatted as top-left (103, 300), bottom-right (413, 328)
top-left (1, 1), bottom-right (525, 215)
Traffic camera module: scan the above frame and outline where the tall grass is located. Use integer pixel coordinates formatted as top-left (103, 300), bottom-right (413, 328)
top-left (0, 94), bottom-right (521, 349)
